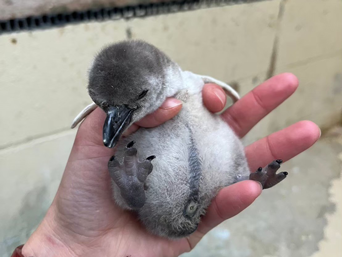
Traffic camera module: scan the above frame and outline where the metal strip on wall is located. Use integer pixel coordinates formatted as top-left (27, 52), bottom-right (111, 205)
top-left (0, 0), bottom-right (266, 34)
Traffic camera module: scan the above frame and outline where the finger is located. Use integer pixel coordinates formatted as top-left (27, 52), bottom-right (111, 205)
top-left (188, 181), bottom-right (262, 248)
top-left (75, 107), bottom-right (107, 147)
top-left (122, 124), bottom-right (139, 137)
top-left (202, 84), bottom-right (227, 113)
top-left (135, 98), bottom-right (182, 128)
top-left (246, 120), bottom-right (321, 171)
top-left (222, 73), bottom-right (299, 138)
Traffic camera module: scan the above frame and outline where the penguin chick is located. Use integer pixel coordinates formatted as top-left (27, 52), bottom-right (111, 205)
top-left (72, 40), bottom-right (287, 239)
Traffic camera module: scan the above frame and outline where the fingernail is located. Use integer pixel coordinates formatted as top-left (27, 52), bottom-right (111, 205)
top-left (214, 89), bottom-right (226, 108)
top-left (160, 98), bottom-right (182, 110)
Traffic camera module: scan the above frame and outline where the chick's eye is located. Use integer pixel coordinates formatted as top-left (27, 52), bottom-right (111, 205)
top-left (137, 90), bottom-right (148, 100)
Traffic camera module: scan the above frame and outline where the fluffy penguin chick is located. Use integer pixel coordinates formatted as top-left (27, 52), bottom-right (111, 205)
top-left (72, 40), bottom-right (288, 239)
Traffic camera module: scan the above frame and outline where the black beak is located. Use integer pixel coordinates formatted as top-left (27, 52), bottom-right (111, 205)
top-left (103, 105), bottom-right (135, 148)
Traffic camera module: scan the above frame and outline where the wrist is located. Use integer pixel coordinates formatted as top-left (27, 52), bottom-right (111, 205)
top-left (21, 208), bottom-right (75, 257)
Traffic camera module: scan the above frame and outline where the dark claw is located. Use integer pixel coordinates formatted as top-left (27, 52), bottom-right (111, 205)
top-left (283, 171), bottom-right (288, 176)
top-left (267, 160), bottom-right (281, 173)
top-left (127, 141), bottom-right (135, 148)
top-left (125, 147), bottom-right (138, 156)
top-left (146, 155), bottom-right (156, 161)
top-left (264, 171), bottom-right (288, 189)
top-left (108, 156), bottom-right (120, 168)
top-left (250, 160), bottom-right (288, 189)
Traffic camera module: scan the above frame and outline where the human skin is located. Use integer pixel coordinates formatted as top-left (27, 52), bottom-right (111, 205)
top-left (22, 73), bottom-right (320, 257)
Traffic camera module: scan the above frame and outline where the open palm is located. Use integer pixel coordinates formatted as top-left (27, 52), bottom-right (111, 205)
top-left (22, 73), bottom-right (320, 257)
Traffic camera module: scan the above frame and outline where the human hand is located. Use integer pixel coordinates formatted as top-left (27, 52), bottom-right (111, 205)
top-left (22, 73), bottom-right (320, 257)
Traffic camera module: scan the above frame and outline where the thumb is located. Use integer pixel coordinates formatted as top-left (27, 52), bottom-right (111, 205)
top-left (187, 181), bottom-right (262, 249)
top-left (135, 98), bottom-right (182, 128)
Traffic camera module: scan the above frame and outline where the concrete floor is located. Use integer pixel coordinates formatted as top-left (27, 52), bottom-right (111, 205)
top-left (182, 126), bottom-right (342, 257)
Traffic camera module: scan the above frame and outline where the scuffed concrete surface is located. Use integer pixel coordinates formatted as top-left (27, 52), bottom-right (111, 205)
top-left (182, 127), bottom-right (342, 257)
top-left (311, 127), bottom-right (342, 257)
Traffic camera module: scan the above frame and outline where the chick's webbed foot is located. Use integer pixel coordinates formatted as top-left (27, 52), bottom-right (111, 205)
top-left (108, 141), bottom-right (155, 209)
top-left (250, 159), bottom-right (288, 189)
